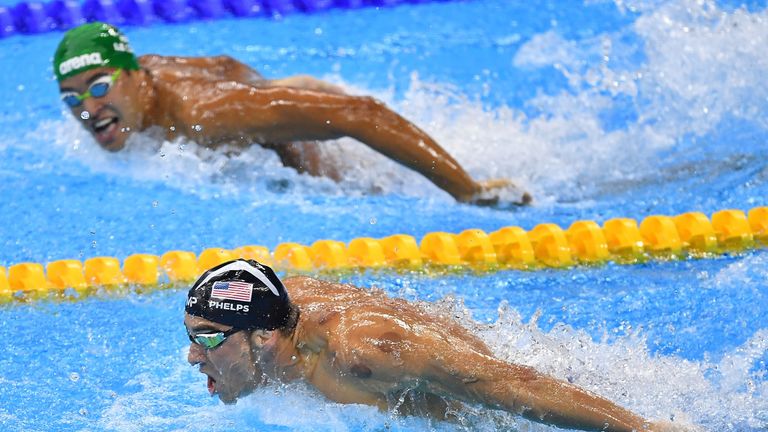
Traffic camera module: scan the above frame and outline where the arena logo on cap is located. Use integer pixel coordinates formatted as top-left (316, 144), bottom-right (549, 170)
top-left (59, 52), bottom-right (104, 76)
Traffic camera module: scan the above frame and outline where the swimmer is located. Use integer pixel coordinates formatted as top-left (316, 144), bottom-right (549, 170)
top-left (184, 259), bottom-right (697, 432)
top-left (53, 22), bottom-right (531, 206)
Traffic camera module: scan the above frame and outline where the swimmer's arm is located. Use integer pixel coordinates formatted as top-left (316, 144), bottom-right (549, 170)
top-left (353, 334), bottom-right (654, 432)
top-left (186, 87), bottom-right (484, 202)
top-left (427, 352), bottom-right (654, 432)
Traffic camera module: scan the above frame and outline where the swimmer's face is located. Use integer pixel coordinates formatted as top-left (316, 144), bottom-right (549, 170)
top-left (58, 67), bottom-right (142, 152)
top-left (184, 314), bottom-right (267, 404)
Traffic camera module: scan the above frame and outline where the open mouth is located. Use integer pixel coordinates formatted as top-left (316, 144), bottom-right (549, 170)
top-left (207, 375), bottom-right (217, 396)
top-left (93, 116), bottom-right (118, 134)
top-left (90, 115), bottom-right (120, 146)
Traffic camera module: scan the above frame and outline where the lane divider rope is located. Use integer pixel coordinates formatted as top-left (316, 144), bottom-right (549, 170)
top-left (1, 206), bottom-right (767, 299)
top-left (0, 0), bottom-right (435, 38)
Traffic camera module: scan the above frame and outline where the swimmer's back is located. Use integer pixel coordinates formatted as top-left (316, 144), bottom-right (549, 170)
top-left (284, 276), bottom-right (493, 357)
top-left (139, 54), bottom-right (264, 85)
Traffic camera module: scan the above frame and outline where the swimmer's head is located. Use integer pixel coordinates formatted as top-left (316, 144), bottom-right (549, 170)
top-left (54, 23), bottom-right (144, 151)
top-left (186, 259), bottom-right (294, 332)
top-left (185, 259), bottom-right (297, 403)
top-left (53, 22), bottom-right (139, 82)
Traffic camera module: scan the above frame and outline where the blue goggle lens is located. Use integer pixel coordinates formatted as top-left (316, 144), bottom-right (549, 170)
top-left (89, 82), bottom-right (111, 98)
top-left (59, 69), bottom-right (121, 108)
top-left (62, 94), bottom-right (81, 108)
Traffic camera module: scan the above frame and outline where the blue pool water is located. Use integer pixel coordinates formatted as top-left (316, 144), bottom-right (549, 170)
top-left (1, 0), bottom-right (767, 430)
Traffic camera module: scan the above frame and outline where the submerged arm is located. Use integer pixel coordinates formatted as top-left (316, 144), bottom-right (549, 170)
top-left (185, 86), bottom-right (485, 202)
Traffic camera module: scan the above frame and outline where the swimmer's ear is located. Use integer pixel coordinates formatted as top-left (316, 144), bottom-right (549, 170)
top-left (248, 329), bottom-right (273, 345)
top-left (247, 329), bottom-right (280, 353)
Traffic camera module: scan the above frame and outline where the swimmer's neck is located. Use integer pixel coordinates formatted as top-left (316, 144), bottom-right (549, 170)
top-left (260, 321), bottom-right (312, 383)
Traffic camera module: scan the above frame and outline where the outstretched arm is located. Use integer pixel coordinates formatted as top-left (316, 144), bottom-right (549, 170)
top-left (338, 321), bottom-right (662, 432)
top-left (445, 352), bottom-right (654, 432)
top-left (184, 85), bottom-right (496, 203)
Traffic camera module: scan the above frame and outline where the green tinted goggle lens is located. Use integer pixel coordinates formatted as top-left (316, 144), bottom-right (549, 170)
top-left (188, 327), bottom-right (242, 350)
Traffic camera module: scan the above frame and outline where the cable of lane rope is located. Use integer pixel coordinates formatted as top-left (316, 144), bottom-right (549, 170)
top-left (0, 0), bottom-right (432, 38)
top-left (1, 206), bottom-right (767, 299)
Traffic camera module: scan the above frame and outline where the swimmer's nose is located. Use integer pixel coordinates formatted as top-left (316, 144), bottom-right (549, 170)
top-left (187, 342), bottom-right (206, 365)
top-left (81, 96), bottom-right (104, 117)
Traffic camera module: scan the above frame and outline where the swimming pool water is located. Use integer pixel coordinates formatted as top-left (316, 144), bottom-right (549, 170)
top-left (1, 0), bottom-right (767, 430)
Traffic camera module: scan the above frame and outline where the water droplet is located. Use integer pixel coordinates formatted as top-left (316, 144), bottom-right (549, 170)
top-left (91, 241), bottom-right (97, 248)
top-left (169, 126), bottom-right (176, 132)
top-left (69, 372), bottom-right (80, 382)
top-left (79, 408), bottom-right (88, 416)
top-left (80, 111), bottom-right (90, 120)
top-left (370, 217), bottom-right (377, 225)
top-left (152, 200), bottom-right (159, 208)
top-left (192, 124), bottom-right (203, 132)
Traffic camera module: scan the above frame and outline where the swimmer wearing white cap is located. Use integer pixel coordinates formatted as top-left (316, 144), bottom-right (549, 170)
top-left (184, 259), bottom-right (698, 432)
top-left (54, 22), bottom-right (530, 207)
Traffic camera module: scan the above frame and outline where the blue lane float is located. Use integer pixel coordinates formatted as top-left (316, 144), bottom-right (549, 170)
top-left (0, 0), bottom-right (438, 38)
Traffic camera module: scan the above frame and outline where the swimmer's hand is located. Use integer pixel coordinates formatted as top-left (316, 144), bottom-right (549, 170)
top-left (650, 419), bottom-right (705, 432)
top-left (466, 179), bottom-right (533, 208)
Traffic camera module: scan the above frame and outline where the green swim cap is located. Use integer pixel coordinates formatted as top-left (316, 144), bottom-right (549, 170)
top-left (53, 22), bottom-right (140, 82)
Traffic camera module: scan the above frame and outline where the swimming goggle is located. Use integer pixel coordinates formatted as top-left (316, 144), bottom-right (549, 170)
top-left (188, 327), bottom-right (243, 350)
top-left (60, 69), bottom-right (122, 108)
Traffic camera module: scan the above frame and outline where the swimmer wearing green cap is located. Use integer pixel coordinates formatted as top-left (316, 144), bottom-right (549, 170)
top-left (184, 259), bottom-right (699, 432)
top-left (53, 22), bottom-right (530, 206)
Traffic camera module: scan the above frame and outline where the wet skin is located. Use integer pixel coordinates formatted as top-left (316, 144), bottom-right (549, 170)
top-left (185, 276), bottom-right (684, 432)
top-left (59, 55), bottom-right (530, 205)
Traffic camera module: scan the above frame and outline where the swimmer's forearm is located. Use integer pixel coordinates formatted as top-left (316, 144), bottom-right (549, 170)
top-left (190, 88), bottom-right (482, 200)
top-left (454, 358), bottom-right (650, 432)
top-left (508, 378), bottom-right (651, 432)
top-left (332, 96), bottom-right (481, 201)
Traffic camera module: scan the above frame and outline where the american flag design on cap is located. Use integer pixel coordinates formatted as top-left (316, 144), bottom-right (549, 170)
top-left (185, 259), bottom-right (291, 330)
top-left (211, 280), bottom-right (253, 302)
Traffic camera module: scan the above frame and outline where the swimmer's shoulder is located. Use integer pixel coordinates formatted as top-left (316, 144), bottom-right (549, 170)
top-left (284, 275), bottom-right (364, 295)
top-left (139, 54), bottom-right (265, 85)
top-left (138, 54), bottom-right (227, 68)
